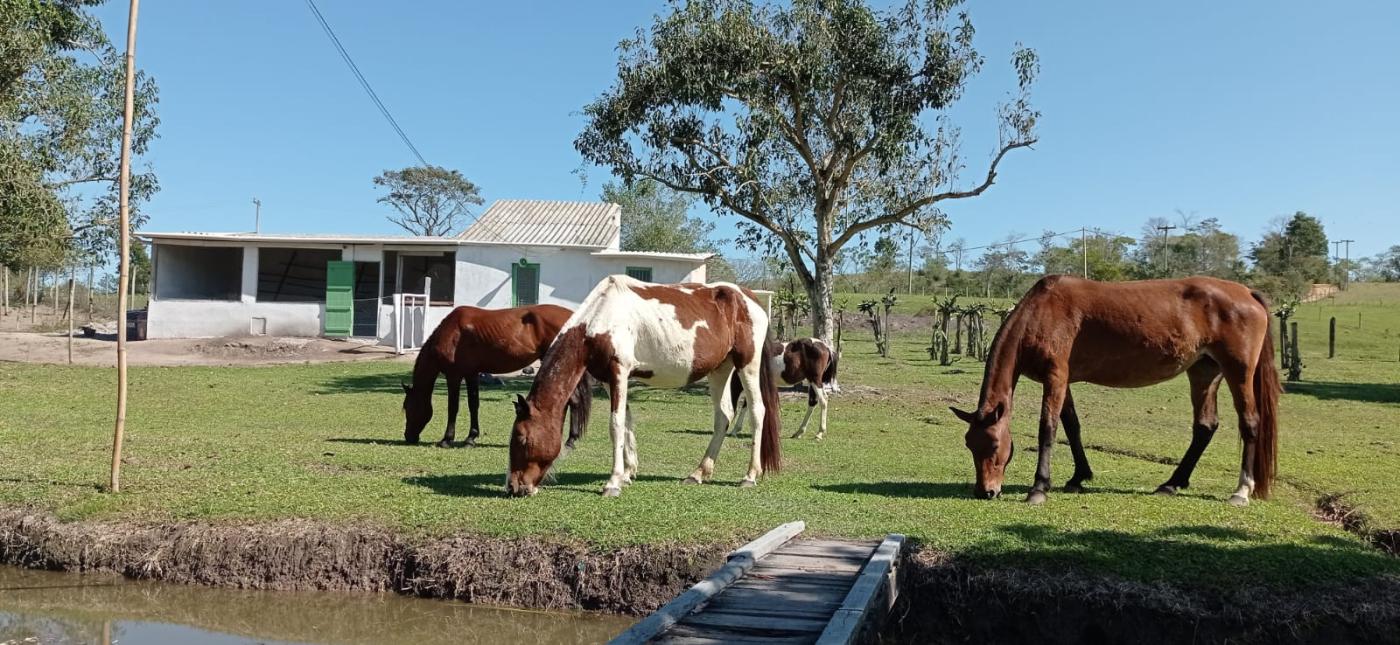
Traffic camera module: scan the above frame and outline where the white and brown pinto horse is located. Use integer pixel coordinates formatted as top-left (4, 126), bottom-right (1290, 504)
top-left (729, 338), bottom-right (840, 440)
top-left (507, 276), bottom-right (781, 497)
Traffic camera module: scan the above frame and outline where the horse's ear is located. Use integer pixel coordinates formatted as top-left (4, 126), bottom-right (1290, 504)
top-left (514, 394), bottom-right (529, 418)
top-left (949, 406), bottom-right (977, 425)
top-left (401, 379), bottom-right (411, 394)
top-left (989, 402), bottom-right (1005, 424)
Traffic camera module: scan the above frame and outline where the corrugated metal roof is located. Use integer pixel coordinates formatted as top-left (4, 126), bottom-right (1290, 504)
top-left (459, 200), bottom-right (620, 248)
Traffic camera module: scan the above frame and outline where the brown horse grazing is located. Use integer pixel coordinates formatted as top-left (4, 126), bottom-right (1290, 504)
top-left (950, 275), bottom-right (1280, 507)
top-left (402, 304), bottom-right (593, 448)
top-left (508, 276), bottom-right (781, 497)
top-left (729, 337), bottom-right (840, 439)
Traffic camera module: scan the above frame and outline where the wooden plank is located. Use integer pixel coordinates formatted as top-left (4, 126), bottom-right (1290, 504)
top-left (730, 577), bottom-right (853, 592)
top-left (608, 521), bottom-right (805, 645)
top-left (656, 623), bottom-right (817, 645)
top-left (700, 585), bottom-right (847, 607)
top-left (756, 554), bottom-right (867, 573)
top-left (679, 611), bottom-right (828, 633)
top-left (743, 569), bottom-right (862, 587)
top-left (814, 533), bottom-right (905, 645)
top-left (780, 541), bottom-right (879, 558)
top-left (698, 600), bottom-right (839, 621)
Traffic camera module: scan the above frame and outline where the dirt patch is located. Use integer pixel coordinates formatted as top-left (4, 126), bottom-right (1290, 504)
top-left (886, 547), bottom-right (1400, 644)
top-left (1315, 493), bottom-right (1400, 557)
top-left (0, 507), bottom-right (725, 615)
top-left (0, 331), bottom-right (405, 367)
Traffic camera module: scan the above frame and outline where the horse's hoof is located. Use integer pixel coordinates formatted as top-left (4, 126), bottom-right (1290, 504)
top-left (564, 440), bottom-right (577, 450)
top-left (435, 440), bottom-right (456, 449)
top-left (1228, 495), bottom-right (1249, 507)
top-left (791, 431), bottom-right (805, 439)
top-left (1063, 482), bottom-right (1085, 494)
top-left (815, 434), bottom-right (825, 442)
top-left (738, 479), bottom-right (757, 488)
top-left (601, 487), bottom-right (622, 498)
top-left (1026, 490), bottom-right (1048, 505)
top-left (681, 476), bottom-right (702, 485)
top-left (1154, 485), bottom-right (1178, 496)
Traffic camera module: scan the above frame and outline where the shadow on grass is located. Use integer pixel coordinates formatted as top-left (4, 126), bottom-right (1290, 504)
top-left (405, 472), bottom-right (674, 498)
top-left (961, 522), bottom-right (1400, 586)
top-left (325, 438), bottom-right (509, 449)
top-left (315, 372), bottom-right (536, 396)
top-left (1286, 381), bottom-right (1400, 405)
top-left (814, 481), bottom-right (1153, 500)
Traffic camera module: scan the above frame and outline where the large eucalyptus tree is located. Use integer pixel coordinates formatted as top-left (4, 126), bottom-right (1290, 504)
top-left (577, 0), bottom-right (1038, 340)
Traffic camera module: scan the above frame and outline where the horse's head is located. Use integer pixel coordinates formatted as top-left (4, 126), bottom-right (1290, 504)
top-left (950, 404), bottom-right (1012, 499)
top-left (402, 380), bottom-right (432, 444)
top-left (507, 394), bottom-right (561, 497)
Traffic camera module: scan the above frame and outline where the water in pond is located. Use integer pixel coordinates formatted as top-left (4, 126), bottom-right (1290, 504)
top-left (0, 566), bottom-right (633, 644)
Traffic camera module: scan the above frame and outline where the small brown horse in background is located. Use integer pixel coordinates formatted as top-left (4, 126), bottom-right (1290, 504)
top-left (951, 275), bottom-right (1280, 506)
top-left (403, 304), bottom-right (592, 448)
top-left (730, 337), bottom-right (840, 439)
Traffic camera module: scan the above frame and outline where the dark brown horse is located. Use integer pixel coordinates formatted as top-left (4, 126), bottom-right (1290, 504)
top-left (950, 276), bottom-right (1280, 506)
top-left (403, 304), bottom-right (592, 448)
top-left (730, 337), bottom-right (840, 439)
top-left (508, 276), bottom-right (781, 497)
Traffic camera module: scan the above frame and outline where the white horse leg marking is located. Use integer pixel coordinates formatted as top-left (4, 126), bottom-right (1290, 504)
top-left (689, 364), bottom-right (736, 483)
top-left (735, 358), bottom-right (765, 486)
top-left (815, 384), bottom-right (829, 441)
top-left (623, 404), bottom-right (638, 484)
top-left (602, 378), bottom-right (630, 497)
top-left (1230, 467), bottom-right (1255, 506)
top-left (793, 399), bottom-right (814, 439)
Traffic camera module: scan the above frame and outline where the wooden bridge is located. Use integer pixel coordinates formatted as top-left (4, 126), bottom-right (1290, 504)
top-left (609, 522), bottom-right (905, 645)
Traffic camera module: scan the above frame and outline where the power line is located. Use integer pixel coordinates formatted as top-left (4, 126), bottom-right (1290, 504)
top-left (304, 0), bottom-right (427, 166)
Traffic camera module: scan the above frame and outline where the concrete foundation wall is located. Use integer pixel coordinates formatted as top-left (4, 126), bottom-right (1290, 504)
top-left (147, 300), bottom-right (325, 339)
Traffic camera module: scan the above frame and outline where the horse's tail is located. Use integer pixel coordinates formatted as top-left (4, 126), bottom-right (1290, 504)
top-left (565, 373), bottom-right (595, 447)
top-left (759, 337), bottom-right (782, 473)
top-left (1251, 290), bottom-right (1281, 499)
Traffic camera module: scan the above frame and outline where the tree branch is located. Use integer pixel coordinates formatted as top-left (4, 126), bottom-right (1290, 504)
top-left (828, 138), bottom-right (1036, 253)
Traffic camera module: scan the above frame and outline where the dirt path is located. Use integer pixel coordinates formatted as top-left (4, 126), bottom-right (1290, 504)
top-left (0, 330), bottom-right (405, 367)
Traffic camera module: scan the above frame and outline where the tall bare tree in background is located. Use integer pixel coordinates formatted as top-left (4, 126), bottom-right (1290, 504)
top-left (577, 0), bottom-right (1038, 341)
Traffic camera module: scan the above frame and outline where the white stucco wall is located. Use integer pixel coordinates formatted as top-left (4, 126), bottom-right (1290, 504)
top-left (454, 245), bottom-right (707, 309)
top-left (147, 239), bottom-right (707, 342)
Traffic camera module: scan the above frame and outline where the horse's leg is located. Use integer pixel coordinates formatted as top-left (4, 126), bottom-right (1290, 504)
top-left (1027, 372), bottom-right (1068, 505)
top-left (1219, 358), bottom-right (1260, 507)
top-left (463, 374), bottom-right (481, 447)
top-left (437, 374), bottom-right (462, 448)
top-left (1156, 359), bottom-right (1223, 495)
top-left (687, 363), bottom-right (736, 484)
top-left (814, 380), bottom-right (829, 441)
top-left (735, 358), bottom-right (766, 487)
top-left (727, 372), bottom-right (747, 437)
top-left (622, 403), bottom-right (638, 484)
top-left (602, 377), bottom-right (629, 497)
top-left (792, 385), bottom-right (815, 439)
top-left (1061, 388), bottom-right (1093, 493)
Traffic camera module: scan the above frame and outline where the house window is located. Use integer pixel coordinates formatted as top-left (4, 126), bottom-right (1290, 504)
top-left (625, 266), bottom-right (653, 282)
top-left (257, 248), bottom-right (341, 302)
top-left (512, 262), bottom-right (540, 306)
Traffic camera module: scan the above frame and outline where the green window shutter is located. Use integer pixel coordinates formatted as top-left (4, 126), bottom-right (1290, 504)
top-left (625, 266), bottom-right (653, 282)
top-left (512, 262), bottom-right (540, 306)
top-left (324, 260), bottom-right (354, 337)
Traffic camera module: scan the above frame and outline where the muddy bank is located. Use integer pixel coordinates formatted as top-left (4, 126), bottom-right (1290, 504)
top-left (885, 548), bottom-right (1400, 645)
top-left (0, 508), bottom-right (725, 616)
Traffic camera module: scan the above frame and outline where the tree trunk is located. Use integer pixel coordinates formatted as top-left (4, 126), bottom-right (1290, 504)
top-left (87, 266), bottom-right (94, 322)
top-left (807, 253), bottom-right (836, 343)
top-left (2, 264), bottom-right (8, 317)
top-left (67, 273), bottom-right (76, 364)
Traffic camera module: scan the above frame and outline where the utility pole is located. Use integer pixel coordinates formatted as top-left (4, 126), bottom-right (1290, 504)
top-left (253, 198), bottom-right (261, 234)
top-left (1081, 227), bottom-right (1088, 279)
top-left (1155, 224), bottom-right (1177, 275)
top-left (1340, 239), bottom-right (1355, 289)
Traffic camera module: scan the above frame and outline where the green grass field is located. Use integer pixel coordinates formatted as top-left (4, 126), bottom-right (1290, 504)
top-left (2, 284), bottom-right (1398, 591)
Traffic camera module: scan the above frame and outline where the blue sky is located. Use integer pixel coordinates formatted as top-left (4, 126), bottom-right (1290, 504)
top-left (93, 1), bottom-right (1399, 262)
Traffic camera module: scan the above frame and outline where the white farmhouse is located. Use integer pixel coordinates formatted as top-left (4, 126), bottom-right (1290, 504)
top-left (140, 200), bottom-right (711, 346)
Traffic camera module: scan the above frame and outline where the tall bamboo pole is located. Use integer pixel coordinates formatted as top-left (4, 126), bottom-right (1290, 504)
top-left (110, 0), bottom-right (140, 494)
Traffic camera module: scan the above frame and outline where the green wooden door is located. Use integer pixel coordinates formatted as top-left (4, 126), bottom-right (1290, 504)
top-left (324, 260), bottom-right (354, 337)
top-left (512, 262), bottom-right (540, 306)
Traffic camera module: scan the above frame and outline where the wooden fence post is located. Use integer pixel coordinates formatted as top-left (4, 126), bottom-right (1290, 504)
top-left (1288, 321), bottom-right (1301, 382)
top-left (67, 274), bottom-right (76, 364)
top-left (1328, 317), bottom-right (1336, 359)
